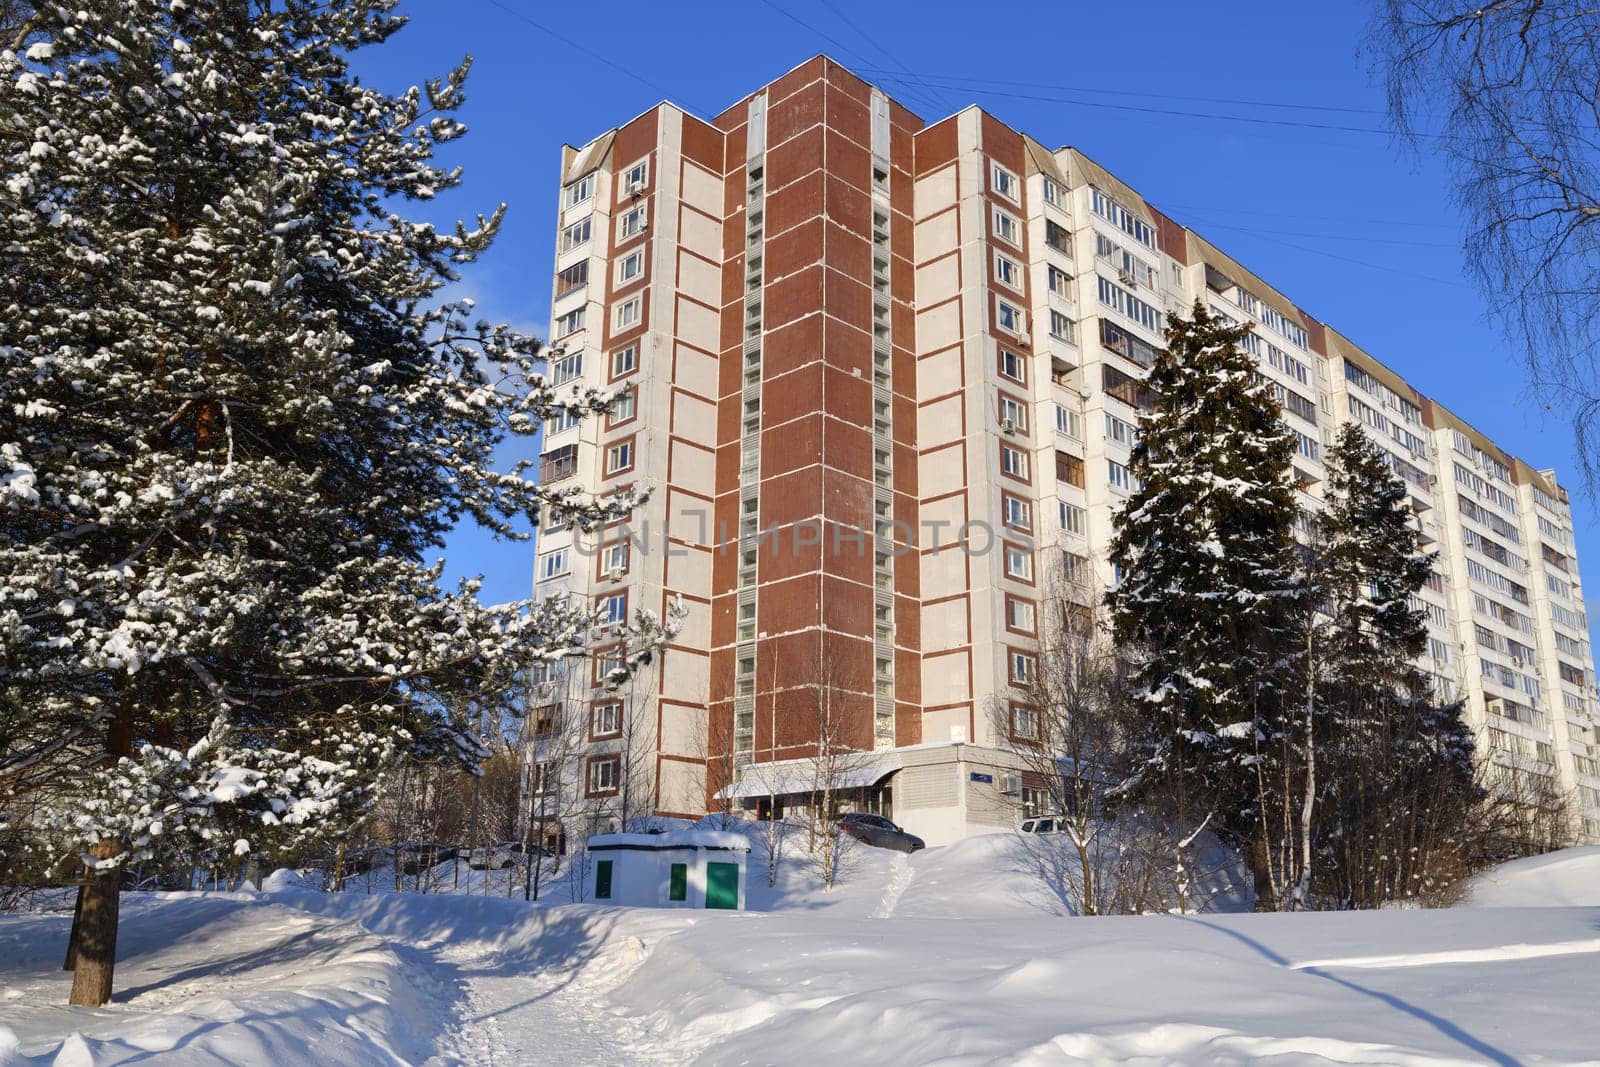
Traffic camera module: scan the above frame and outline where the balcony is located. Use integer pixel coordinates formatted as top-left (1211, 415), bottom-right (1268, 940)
top-left (539, 445), bottom-right (578, 483)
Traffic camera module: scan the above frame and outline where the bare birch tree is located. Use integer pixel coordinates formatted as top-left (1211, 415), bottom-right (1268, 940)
top-left (1370, 1), bottom-right (1600, 479)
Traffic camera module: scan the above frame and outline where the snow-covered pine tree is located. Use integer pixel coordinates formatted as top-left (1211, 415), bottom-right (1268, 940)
top-left (1106, 301), bottom-right (1301, 907)
top-left (1314, 423), bottom-right (1476, 906)
top-left (0, 1), bottom-right (663, 1006)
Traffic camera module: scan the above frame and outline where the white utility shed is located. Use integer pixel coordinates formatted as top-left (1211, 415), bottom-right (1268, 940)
top-left (586, 830), bottom-right (751, 910)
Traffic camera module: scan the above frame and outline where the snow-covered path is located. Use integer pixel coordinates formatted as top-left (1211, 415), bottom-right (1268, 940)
top-left (4, 843), bottom-right (1599, 1064)
top-left (420, 917), bottom-right (684, 1066)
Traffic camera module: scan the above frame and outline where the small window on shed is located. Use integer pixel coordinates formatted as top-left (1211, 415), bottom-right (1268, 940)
top-left (595, 859), bottom-right (613, 899)
top-left (668, 862), bottom-right (688, 901)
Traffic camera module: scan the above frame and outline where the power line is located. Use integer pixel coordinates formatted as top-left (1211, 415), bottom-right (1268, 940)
top-left (1196, 221), bottom-right (1467, 287)
top-left (479, 0), bottom-right (714, 116)
top-left (808, 0), bottom-right (961, 117)
top-left (1169, 214), bottom-right (1460, 249)
top-left (858, 76), bottom-right (1400, 135)
top-left (848, 67), bottom-right (1397, 118)
top-left (1154, 201), bottom-right (1458, 231)
top-left (750, 0), bottom-right (951, 119)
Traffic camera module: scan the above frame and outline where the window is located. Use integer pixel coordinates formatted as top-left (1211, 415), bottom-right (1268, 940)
top-left (1048, 266), bottom-right (1073, 299)
top-left (591, 701), bottom-right (622, 739)
top-left (1042, 178), bottom-right (1066, 208)
top-left (996, 300), bottom-right (1024, 334)
top-left (1000, 443), bottom-right (1029, 479)
top-left (555, 308), bottom-right (585, 337)
top-left (555, 260), bottom-right (588, 297)
top-left (995, 253), bottom-right (1021, 289)
top-left (1056, 451), bottom-right (1084, 488)
top-left (1045, 219), bottom-right (1071, 254)
top-left (608, 390), bottom-right (636, 427)
top-left (1004, 544), bottom-right (1034, 582)
top-left (546, 352), bottom-right (582, 387)
top-left (1097, 275), bottom-right (1163, 334)
top-left (621, 158), bottom-right (649, 194)
top-left (594, 646), bottom-right (625, 687)
top-left (1009, 649), bottom-right (1037, 686)
top-left (999, 349), bottom-right (1026, 384)
top-left (541, 442), bottom-right (578, 483)
top-left (617, 203), bottom-right (648, 241)
top-left (1010, 703), bottom-right (1039, 740)
top-left (991, 162), bottom-right (1019, 201)
top-left (594, 859), bottom-right (614, 898)
top-left (1055, 405), bottom-right (1082, 439)
top-left (598, 591), bottom-right (627, 626)
top-left (1090, 187), bottom-right (1156, 248)
top-left (1002, 493), bottom-right (1032, 532)
top-left (560, 217), bottom-right (591, 252)
top-left (586, 756), bottom-right (620, 796)
top-left (1105, 412), bottom-right (1136, 448)
top-left (1059, 501), bottom-right (1085, 534)
top-left (545, 406), bottom-right (581, 435)
top-left (992, 207), bottom-right (1020, 246)
top-left (538, 549), bottom-right (569, 581)
top-left (1108, 459), bottom-right (1139, 492)
top-left (605, 439), bottom-right (634, 475)
top-left (563, 172), bottom-right (595, 209)
top-left (999, 394), bottom-right (1027, 433)
top-left (611, 345), bottom-right (637, 379)
top-left (1049, 310), bottom-right (1075, 343)
top-left (1006, 596), bottom-right (1036, 633)
top-left (615, 296), bottom-right (641, 331)
top-left (601, 540), bottom-right (629, 576)
top-left (617, 249), bottom-right (645, 285)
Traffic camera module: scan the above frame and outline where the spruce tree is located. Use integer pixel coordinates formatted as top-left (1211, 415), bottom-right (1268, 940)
top-left (1314, 423), bottom-right (1476, 906)
top-left (0, 1), bottom-right (657, 1005)
top-left (1107, 302), bottom-right (1301, 904)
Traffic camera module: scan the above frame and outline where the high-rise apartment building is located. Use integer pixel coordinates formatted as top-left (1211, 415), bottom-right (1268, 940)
top-left (527, 56), bottom-right (1600, 847)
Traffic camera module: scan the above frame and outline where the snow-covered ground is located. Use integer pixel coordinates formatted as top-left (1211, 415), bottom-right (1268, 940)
top-left (3, 837), bottom-right (1597, 1065)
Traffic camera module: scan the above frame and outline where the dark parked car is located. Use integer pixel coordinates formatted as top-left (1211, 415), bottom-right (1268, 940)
top-left (398, 842), bottom-right (457, 873)
top-left (838, 812), bottom-right (925, 853)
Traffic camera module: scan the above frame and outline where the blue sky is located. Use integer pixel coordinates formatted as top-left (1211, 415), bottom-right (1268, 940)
top-left (351, 0), bottom-right (1595, 638)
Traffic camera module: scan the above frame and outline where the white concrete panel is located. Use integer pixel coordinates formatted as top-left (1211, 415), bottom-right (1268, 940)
top-left (670, 391), bottom-right (718, 448)
top-left (676, 250), bottom-right (721, 303)
top-left (922, 595), bottom-right (970, 651)
top-left (918, 439), bottom-right (966, 496)
top-left (677, 208), bottom-right (722, 262)
top-left (668, 438), bottom-right (715, 494)
top-left (915, 299), bottom-right (962, 355)
top-left (672, 341), bottom-right (720, 399)
top-left (681, 161), bottom-right (723, 216)
top-left (917, 344), bottom-right (963, 398)
top-left (914, 254), bottom-right (960, 307)
top-left (921, 547), bottom-right (969, 602)
top-left (674, 297), bottom-right (721, 355)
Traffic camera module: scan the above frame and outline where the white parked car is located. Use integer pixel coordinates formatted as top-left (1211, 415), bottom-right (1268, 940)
top-left (1019, 815), bottom-right (1067, 835)
top-left (466, 842), bottom-right (529, 870)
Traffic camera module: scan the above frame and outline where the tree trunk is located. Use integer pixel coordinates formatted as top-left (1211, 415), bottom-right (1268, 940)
top-left (1249, 835), bottom-right (1277, 912)
top-left (68, 841), bottom-right (122, 1006)
top-left (62, 882), bottom-right (84, 970)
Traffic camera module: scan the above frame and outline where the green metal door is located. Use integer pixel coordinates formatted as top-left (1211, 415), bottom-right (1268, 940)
top-left (705, 861), bottom-right (739, 909)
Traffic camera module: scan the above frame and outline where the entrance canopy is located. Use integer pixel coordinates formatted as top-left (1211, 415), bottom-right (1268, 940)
top-left (715, 752), bottom-right (903, 801)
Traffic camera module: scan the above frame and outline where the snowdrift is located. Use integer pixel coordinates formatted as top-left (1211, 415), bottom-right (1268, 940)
top-left (1461, 843), bottom-right (1600, 908)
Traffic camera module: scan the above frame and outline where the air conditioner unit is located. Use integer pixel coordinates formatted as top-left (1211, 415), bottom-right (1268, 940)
top-left (608, 566), bottom-right (624, 582)
top-left (1118, 267), bottom-right (1137, 286)
top-left (547, 343), bottom-right (566, 358)
top-left (1000, 417), bottom-right (1017, 434)
top-left (999, 772), bottom-right (1022, 797)
top-left (638, 218), bottom-right (649, 232)
top-left (1016, 330), bottom-right (1030, 345)
top-left (628, 180), bottom-right (645, 197)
